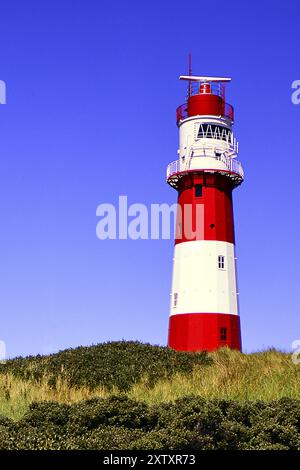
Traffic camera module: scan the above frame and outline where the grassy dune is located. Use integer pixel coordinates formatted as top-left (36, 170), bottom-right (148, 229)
top-left (129, 348), bottom-right (300, 403)
top-left (0, 372), bottom-right (109, 420)
top-left (0, 344), bottom-right (299, 421)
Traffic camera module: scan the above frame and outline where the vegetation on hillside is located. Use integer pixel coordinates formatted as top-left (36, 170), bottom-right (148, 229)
top-left (0, 341), bottom-right (299, 449)
top-left (0, 341), bottom-right (209, 392)
top-left (0, 396), bottom-right (300, 450)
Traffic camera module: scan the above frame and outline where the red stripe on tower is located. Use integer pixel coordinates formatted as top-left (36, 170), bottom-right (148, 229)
top-left (166, 72), bottom-right (244, 352)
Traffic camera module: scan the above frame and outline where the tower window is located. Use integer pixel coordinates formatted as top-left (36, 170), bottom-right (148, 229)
top-left (177, 222), bottom-right (182, 238)
top-left (218, 255), bottom-right (225, 269)
top-left (220, 327), bottom-right (227, 341)
top-left (195, 184), bottom-right (202, 197)
top-left (173, 292), bottom-right (178, 307)
top-left (197, 123), bottom-right (232, 142)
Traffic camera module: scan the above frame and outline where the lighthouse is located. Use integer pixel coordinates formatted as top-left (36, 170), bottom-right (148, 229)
top-left (167, 74), bottom-right (244, 352)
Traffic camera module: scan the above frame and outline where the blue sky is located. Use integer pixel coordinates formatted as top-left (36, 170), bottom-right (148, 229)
top-left (0, 0), bottom-right (299, 357)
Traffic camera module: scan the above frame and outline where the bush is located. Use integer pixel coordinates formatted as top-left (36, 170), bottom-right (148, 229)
top-left (22, 401), bottom-right (71, 426)
top-left (0, 396), bottom-right (300, 450)
top-left (68, 396), bottom-right (158, 430)
top-left (0, 341), bottom-right (210, 391)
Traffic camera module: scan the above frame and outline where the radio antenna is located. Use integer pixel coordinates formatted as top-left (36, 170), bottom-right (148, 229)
top-left (188, 52), bottom-right (192, 99)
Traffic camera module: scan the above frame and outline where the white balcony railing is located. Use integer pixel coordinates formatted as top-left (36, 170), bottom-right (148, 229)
top-left (166, 153), bottom-right (244, 182)
top-left (196, 132), bottom-right (239, 154)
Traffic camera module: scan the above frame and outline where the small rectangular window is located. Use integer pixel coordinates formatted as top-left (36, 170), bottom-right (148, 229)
top-left (218, 255), bottom-right (225, 269)
top-left (177, 222), bottom-right (182, 238)
top-left (220, 327), bottom-right (227, 341)
top-left (173, 293), bottom-right (178, 307)
top-left (195, 184), bottom-right (202, 197)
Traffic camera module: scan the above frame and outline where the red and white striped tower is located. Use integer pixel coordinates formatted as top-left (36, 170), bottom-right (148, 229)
top-left (167, 74), bottom-right (244, 352)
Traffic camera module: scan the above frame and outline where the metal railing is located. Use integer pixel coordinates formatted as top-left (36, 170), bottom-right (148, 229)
top-left (189, 81), bottom-right (225, 99)
top-left (166, 154), bottom-right (244, 181)
top-left (167, 159), bottom-right (181, 177)
top-left (176, 101), bottom-right (234, 124)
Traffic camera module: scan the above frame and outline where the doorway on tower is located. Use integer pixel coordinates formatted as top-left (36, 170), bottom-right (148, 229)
top-left (195, 184), bottom-right (203, 197)
top-left (220, 327), bottom-right (227, 342)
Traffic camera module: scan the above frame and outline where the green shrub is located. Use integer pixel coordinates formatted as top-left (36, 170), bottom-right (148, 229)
top-left (0, 397), bottom-right (300, 450)
top-left (67, 427), bottom-right (144, 450)
top-left (0, 341), bottom-right (210, 392)
top-left (69, 396), bottom-right (158, 430)
top-left (21, 401), bottom-right (71, 426)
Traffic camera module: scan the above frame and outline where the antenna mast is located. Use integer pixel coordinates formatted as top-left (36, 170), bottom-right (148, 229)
top-left (188, 52), bottom-right (192, 99)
